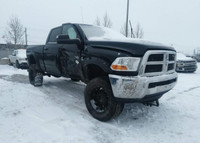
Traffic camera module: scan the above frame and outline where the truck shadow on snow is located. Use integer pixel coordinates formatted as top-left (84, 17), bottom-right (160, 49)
top-left (0, 74), bottom-right (29, 84)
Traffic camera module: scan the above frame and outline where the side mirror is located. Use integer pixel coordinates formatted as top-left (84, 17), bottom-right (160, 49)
top-left (57, 34), bottom-right (81, 46)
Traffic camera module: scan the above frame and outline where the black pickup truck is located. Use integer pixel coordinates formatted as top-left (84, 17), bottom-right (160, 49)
top-left (27, 23), bottom-right (177, 121)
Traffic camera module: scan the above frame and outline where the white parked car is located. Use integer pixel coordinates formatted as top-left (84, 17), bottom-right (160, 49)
top-left (176, 53), bottom-right (197, 72)
top-left (8, 49), bottom-right (28, 69)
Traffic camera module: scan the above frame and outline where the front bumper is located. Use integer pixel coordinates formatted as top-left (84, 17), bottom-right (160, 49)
top-left (109, 72), bottom-right (177, 100)
top-left (176, 65), bottom-right (197, 72)
top-left (18, 60), bottom-right (28, 69)
top-left (18, 60), bottom-right (27, 64)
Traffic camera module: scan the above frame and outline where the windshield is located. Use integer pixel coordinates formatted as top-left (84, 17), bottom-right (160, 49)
top-left (177, 53), bottom-right (186, 59)
top-left (80, 25), bottom-right (126, 41)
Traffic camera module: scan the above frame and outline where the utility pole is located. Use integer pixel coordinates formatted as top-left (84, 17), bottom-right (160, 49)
top-left (25, 28), bottom-right (27, 46)
top-left (129, 20), bottom-right (134, 38)
top-left (125, 0), bottom-right (129, 37)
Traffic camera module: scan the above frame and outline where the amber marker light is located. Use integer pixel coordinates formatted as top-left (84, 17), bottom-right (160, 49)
top-left (111, 65), bottom-right (128, 71)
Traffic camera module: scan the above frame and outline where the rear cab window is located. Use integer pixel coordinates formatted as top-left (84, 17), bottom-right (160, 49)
top-left (47, 27), bottom-right (62, 43)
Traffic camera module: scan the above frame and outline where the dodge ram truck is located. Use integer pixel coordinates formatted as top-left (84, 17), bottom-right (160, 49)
top-left (26, 23), bottom-right (177, 121)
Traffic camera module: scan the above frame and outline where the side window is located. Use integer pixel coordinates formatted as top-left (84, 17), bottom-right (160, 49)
top-left (62, 25), bottom-right (78, 39)
top-left (48, 27), bottom-right (62, 42)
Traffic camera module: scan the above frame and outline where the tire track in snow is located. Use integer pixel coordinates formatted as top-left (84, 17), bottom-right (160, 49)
top-left (178, 86), bottom-right (200, 94)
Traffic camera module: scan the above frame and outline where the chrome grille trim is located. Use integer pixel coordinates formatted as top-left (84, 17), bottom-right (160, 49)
top-left (139, 50), bottom-right (176, 77)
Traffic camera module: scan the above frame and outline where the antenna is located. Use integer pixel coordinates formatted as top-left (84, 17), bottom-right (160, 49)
top-left (81, 7), bottom-right (84, 23)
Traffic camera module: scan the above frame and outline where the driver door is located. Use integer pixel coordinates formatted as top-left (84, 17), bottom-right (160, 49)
top-left (59, 24), bottom-right (82, 79)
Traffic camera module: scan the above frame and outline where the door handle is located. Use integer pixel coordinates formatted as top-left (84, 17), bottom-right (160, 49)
top-left (44, 47), bottom-right (48, 50)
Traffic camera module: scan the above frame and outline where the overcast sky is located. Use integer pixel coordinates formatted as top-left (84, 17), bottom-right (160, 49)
top-left (0, 0), bottom-right (200, 54)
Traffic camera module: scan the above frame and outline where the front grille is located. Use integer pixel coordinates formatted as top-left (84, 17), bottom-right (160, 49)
top-left (145, 65), bottom-right (163, 73)
top-left (167, 63), bottom-right (174, 71)
top-left (148, 54), bottom-right (163, 61)
top-left (183, 61), bottom-right (196, 66)
top-left (141, 50), bottom-right (176, 76)
top-left (169, 54), bottom-right (175, 61)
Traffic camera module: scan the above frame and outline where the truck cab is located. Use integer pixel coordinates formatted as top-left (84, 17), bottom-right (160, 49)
top-left (27, 23), bottom-right (177, 121)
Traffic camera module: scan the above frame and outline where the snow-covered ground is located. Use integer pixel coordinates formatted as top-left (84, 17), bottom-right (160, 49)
top-left (0, 64), bottom-right (200, 143)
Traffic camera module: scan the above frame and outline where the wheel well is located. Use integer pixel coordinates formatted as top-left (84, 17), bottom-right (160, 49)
top-left (86, 65), bottom-right (107, 81)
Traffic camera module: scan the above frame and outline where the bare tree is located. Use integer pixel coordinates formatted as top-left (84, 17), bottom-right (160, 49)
top-left (120, 23), bottom-right (127, 36)
top-left (94, 16), bottom-right (101, 26)
top-left (102, 13), bottom-right (112, 28)
top-left (120, 22), bottom-right (144, 38)
top-left (4, 16), bottom-right (24, 47)
top-left (134, 23), bottom-right (144, 38)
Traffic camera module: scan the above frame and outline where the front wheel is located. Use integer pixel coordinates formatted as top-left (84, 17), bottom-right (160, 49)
top-left (84, 77), bottom-right (124, 121)
top-left (28, 64), bottom-right (43, 86)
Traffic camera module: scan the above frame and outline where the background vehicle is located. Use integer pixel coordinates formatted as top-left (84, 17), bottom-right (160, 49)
top-left (9, 49), bottom-right (28, 69)
top-left (176, 53), bottom-right (197, 72)
top-left (27, 23), bottom-right (177, 121)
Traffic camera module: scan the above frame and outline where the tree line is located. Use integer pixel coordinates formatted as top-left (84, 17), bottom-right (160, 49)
top-left (3, 14), bottom-right (144, 48)
top-left (94, 12), bottom-right (144, 38)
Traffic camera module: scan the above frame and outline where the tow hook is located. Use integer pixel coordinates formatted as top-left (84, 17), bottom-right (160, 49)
top-left (143, 100), bottom-right (159, 107)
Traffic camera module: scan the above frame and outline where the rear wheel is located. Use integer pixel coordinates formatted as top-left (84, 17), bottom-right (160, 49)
top-left (84, 77), bottom-right (124, 121)
top-left (28, 64), bottom-right (43, 86)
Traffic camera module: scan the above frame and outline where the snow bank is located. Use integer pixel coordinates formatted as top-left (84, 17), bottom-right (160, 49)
top-left (0, 65), bottom-right (27, 75)
top-left (1, 57), bottom-right (9, 65)
top-left (0, 64), bottom-right (200, 143)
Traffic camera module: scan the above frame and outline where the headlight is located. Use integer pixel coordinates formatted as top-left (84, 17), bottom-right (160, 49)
top-left (111, 57), bottom-right (141, 71)
top-left (176, 61), bottom-right (184, 67)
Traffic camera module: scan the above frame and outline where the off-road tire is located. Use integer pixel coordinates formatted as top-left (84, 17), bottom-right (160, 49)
top-left (28, 64), bottom-right (43, 86)
top-left (85, 77), bottom-right (122, 121)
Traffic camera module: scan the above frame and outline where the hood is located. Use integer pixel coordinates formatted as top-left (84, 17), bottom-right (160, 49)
top-left (87, 39), bottom-right (175, 56)
top-left (18, 55), bottom-right (26, 59)
top-left (177, 53), bottom-right (196, 61)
